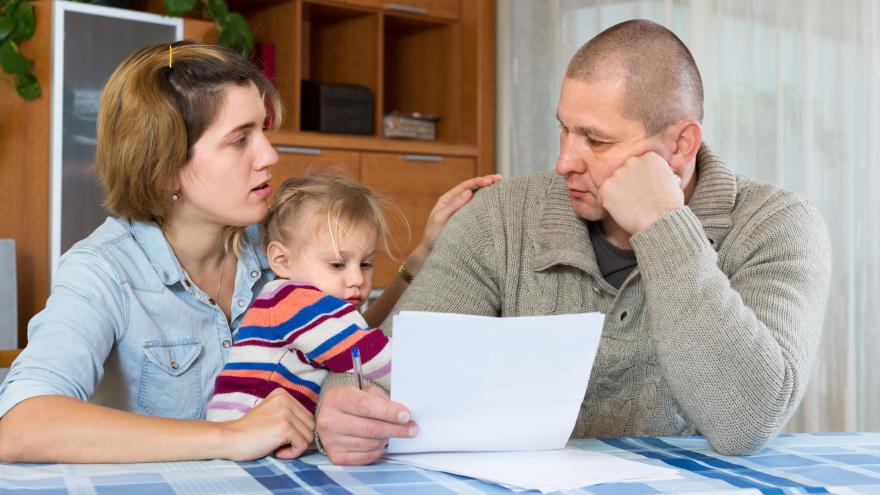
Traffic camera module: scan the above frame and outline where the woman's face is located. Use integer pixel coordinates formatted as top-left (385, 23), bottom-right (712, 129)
top-left (174, 82), bottom-right (279, 229)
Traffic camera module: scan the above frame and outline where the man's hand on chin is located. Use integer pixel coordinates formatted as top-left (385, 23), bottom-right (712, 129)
top-left (598, 151), bottom-right (685, 235)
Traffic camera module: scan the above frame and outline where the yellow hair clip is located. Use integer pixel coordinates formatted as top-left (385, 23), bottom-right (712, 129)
top-left (168, 45), bottom-right (173, 68)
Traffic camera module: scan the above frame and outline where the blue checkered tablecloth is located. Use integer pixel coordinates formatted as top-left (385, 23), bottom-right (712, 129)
top-left (2, 433), bottom-right (880, 494)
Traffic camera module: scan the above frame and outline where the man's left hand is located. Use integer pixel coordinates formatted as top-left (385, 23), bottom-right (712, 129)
top-left (598, 151), bottom-right (685, 235)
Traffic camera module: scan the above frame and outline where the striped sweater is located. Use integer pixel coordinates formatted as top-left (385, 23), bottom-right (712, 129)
top-left (207, 279), bottom-right (391, 421)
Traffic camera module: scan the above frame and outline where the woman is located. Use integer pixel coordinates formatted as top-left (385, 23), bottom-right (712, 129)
top-left (0, 41), bottom-right (499, 463)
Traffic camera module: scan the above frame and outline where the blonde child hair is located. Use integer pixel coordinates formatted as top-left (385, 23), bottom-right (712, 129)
top-left (263, 173), bottom-right (406, 263)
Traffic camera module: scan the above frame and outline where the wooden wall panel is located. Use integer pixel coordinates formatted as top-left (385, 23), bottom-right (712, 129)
top-left (0, 1), bottom-right (52, 346)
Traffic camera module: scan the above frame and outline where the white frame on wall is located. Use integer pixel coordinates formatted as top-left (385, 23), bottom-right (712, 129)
top-left (49, 1), bottom-right (183, 281)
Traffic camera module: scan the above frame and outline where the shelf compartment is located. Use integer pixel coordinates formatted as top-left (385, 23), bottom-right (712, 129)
top-left (346, 0), bottom-right (460, 21)
top-left (301, 1), bottom-right (381, 135)
top-left (383, 13), bottom-right (457, 144)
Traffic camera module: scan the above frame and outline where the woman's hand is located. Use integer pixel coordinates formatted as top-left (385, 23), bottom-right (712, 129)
top-left (219, 388), bottom-right (316, 461)
top-left (419, 174), bottom-right (502, 255)
top-left (316, 385), bottom-right (416, 465)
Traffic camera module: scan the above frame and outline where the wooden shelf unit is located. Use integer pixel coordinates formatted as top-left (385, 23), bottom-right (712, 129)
top-left (0, 0), bottom-right (493, 345)
top-left (222, 0), bottom-right (495, 287)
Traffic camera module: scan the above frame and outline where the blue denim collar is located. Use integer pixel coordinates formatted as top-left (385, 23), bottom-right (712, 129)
top-left (126, 220), bottom-right (269, 287)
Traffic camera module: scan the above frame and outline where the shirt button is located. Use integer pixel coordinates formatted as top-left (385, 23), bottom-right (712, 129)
top-left (250, 270), bottom-right (259, 279)
top-left (222, 340), bottom-right (231, 348)
top-left (170, 361), bottom-right (179, 370)
top-left (592, 287), bottom-right (601, 294)
top-left (620, 311), bottom-right (628, 321)
top-left (237, 299), bottom-right (246, 308)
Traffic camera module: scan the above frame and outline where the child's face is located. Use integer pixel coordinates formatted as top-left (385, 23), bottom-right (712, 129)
top-left (282, 224), bottom-right (378, 308)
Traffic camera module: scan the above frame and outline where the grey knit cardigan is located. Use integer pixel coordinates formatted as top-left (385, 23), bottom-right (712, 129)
top-left (326, 145), bottom-right (831, 456)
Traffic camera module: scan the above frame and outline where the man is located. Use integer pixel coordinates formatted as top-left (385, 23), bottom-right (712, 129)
top-left (315, 19), bottom-right (831, 464)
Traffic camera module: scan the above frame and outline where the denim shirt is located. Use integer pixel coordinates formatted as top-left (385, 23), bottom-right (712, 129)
top-left (0, 218), bottom-right (274, 419)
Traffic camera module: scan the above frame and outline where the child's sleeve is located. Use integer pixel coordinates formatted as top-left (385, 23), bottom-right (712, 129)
top-left (288, 292), bottom-right (392, 390)
top-left (206, 291), bottom-right (324, 420)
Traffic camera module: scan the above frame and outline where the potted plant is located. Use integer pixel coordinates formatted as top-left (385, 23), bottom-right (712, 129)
top-left (162, 0), bottom-right (253, 57)
top-left (0, 0), bottom-right (253, 101)
top-left (0, 0), bottom-right (39, 100)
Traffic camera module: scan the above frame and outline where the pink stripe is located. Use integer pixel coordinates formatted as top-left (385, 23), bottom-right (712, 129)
top-left (365, 361), bottom-right (391, 380)
top-left (207, 400), bottom-right (254, 414)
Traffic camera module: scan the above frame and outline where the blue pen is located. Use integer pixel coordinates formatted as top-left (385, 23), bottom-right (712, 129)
top-left (351, 347), bottom-right (364, 390)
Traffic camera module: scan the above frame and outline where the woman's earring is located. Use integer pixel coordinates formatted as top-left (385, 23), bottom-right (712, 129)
top-left (171, 191), bottom-right (180, 201)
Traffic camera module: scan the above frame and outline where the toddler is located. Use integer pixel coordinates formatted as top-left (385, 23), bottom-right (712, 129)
top-left (207, 174), bottom-right (395, 420)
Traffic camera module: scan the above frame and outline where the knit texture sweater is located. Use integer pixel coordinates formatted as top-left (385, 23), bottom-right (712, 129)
top-left (208, 279), bottom-right (391, 420)
top-left (322, 144), bottom-right (830, 456)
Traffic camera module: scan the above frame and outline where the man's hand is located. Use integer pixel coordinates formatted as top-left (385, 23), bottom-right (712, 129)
top-left (598, 151), bottom-right (685, 235)
top-left (316, 385), bottom-right (417, 465)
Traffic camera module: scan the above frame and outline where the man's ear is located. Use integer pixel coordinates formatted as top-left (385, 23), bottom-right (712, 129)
top-left (666, 119), bottom-right (702, 171)
top-left (267, 240), bottom-right (294, 279)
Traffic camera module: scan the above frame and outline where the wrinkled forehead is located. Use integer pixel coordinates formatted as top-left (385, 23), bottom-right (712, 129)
top-left (556, 77), bottom-right (645, 138)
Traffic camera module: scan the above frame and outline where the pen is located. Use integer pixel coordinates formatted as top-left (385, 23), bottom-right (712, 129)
top-left (351, 346), bottom-right (364, 390)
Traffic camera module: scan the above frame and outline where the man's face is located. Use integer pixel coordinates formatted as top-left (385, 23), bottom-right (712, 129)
top-left (554, 77), bottom-right (662, 221)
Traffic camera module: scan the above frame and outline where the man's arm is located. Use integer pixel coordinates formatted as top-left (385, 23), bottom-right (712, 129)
top-left (316, 187), bottom-right (504, 465)
top-left (631, 201), bottom-right (831, 455)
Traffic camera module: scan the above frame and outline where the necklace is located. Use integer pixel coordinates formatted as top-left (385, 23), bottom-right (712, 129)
top-left (214, 247), bottom-right (229, 305)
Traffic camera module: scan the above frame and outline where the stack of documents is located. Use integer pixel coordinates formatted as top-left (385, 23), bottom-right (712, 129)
top-left (384, 312), bottom-right (680, 492)
top-left (386, 448), bottom-right (680, 493)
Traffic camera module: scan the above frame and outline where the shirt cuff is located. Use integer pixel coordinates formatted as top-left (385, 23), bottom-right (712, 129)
top-left (0, 379), bottom-right (68, 418)
top-left (629, 205), bottom-right (715, 282)
top-left (315, 373), bottom-right (389, 417)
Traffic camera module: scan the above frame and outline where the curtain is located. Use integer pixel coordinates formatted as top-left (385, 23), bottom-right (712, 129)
top-left (497, 0), bottom-right (880, 432)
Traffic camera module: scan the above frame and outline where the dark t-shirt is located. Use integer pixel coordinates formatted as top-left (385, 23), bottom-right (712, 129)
top-left (587, 221), bottom-right (637, 289)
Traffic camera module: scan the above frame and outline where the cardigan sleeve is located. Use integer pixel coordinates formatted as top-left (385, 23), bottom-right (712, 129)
top-left (630, 200), bottom-right (831, 455)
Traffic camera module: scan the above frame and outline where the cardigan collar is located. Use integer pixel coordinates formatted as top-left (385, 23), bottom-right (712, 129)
top-left (531, 143), bottom-right (737, 276)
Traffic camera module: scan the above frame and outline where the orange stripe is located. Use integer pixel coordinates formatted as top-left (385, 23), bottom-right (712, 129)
top-left (241, 307), bottom-right (274, 327)
top-left (242, 287), bottom-right (328, 328)
top-left (270, 290), bottom-right (328, 320)
top-left (312, 329), bottom-right (372, 364)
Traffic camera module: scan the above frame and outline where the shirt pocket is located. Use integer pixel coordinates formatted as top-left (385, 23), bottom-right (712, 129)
top-left (138, 338), bottom-right (204, 419)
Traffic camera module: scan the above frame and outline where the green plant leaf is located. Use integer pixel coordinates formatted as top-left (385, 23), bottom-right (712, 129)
top-left (0, 39), bottom-right (31, 74)
top-left (163, 0), bottom-right (198, 17)
top-left (205, 0), bottom-right (228, 20)
top-left (0, 17), bottom-right (15, 43)
top-left (15, 70), bottom-right (38, 99)
top-left (10, 0), bottom-right (34, 42)
top-left (217, 12), bottom-right (253, 57)
top-left (3, 1), bottom-right (21, 18)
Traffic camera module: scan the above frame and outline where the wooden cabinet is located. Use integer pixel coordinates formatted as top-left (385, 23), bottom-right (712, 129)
top-left (361, 152), bottom-right (475, 286)
top-left (271, 146), bottom-right (360, 190)
top-left (345, 0), bottom-right (460, 21)
top-left (223, 0), bottom-right (494, 288)
top-left (271, 147), bottom-right (476, 289)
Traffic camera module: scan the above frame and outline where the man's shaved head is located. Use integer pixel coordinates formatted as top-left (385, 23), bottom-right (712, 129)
top-left (566, 19), bottom-right (703, 135)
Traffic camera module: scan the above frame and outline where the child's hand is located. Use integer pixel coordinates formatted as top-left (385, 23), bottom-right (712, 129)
top-left (219, 388), bottom-right (315, 461)
top-left (419, 174), bottom-right (503, 254)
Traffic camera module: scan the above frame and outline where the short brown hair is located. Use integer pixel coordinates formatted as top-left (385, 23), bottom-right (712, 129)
top-left (565, 19), bottom-right (703, 135)
top-left (95, 41), bottom-right (283, 226)
top-left (264, 174), bottom-right (405, 261)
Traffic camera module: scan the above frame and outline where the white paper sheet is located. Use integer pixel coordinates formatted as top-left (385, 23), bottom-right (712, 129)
top-left (387, 311), bottom-right (604, 454)
top-left (385, 447), bottom-right (681, 493)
